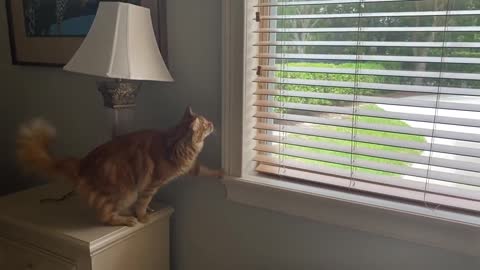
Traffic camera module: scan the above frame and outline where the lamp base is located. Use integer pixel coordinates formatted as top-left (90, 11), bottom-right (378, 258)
top-left (97, 80), bottom-right (142, 137)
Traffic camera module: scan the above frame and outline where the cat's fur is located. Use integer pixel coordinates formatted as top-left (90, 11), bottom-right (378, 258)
top-left (16, 107), bottom-right (222, 226)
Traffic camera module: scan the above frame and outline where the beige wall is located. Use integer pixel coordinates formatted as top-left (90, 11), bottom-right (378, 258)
top-left (0, 0), bottom-right (478, 269)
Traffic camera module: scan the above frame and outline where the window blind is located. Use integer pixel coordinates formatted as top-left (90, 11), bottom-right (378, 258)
top-left (250, 0), bottom-right (480, 212)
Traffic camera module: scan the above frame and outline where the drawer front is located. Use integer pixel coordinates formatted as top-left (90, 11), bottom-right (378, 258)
top-left (0, 238), bottom-right (75, 270)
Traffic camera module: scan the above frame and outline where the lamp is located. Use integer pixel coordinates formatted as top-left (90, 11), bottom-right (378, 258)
top-left (64, 2), bottom-right (173, 136)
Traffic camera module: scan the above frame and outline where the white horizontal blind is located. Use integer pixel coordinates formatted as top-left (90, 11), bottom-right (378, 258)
top-left (250, 0), bottom-right (480, 212)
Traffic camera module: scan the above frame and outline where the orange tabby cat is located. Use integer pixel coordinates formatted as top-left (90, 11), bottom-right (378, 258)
top-left (17, 107), bottom-right (222, 226)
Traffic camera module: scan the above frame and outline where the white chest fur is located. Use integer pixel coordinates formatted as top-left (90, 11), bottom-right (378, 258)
top-left (0, 183), bottom-right (173, 270)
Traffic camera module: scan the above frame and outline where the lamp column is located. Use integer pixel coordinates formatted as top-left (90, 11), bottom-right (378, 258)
top-left (98, 80), bottom-right (142, 137)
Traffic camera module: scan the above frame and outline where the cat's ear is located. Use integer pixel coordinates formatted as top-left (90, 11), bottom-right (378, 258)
top-left (190, 118), bottom-right (200, 131)
top-left (183, 105), bottom-right (194, 119)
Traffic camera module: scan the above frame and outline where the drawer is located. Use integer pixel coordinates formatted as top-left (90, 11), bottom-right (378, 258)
top-left (0, 238), bottom-right (75, 270)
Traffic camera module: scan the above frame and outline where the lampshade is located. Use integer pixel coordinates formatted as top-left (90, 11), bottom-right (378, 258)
top-left (64, 2), bottom-right (173, 82)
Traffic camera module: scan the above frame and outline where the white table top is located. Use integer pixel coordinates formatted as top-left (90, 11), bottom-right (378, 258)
top-left (0, 182), bottom-right (173, 252)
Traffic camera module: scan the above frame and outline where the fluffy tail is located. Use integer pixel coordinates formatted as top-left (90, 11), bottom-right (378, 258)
top-left (16, 119), bottom-right (79, 181)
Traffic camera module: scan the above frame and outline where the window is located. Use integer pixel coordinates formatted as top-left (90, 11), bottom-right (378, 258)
top-left (228, 0), bottom-right (480, 215)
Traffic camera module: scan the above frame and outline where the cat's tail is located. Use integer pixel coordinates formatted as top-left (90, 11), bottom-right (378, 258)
top-left (16, 118), bottom-right (80, 182)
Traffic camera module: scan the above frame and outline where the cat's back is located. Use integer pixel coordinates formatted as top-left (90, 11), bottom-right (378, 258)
top-left (78, 130), bottom-right (163, 188)
top-left (85, 129), bottom-right (159, 159)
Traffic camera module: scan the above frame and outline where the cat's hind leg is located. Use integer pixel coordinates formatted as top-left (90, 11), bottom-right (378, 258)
top-left (135, 184), bottom-right (161, 223)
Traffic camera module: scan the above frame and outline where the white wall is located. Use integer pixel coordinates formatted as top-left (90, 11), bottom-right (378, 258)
top-left (0, 0), bottom-right (478, 269)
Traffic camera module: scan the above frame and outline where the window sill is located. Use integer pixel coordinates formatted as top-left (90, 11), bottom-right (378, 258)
top-left (223, 175), bottom-right (480, 257)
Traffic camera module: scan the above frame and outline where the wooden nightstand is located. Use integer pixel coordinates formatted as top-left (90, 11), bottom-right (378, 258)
top-left (0, 183), bottom-right (173, 270)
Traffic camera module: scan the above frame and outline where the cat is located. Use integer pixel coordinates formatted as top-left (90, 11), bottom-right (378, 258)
top-left (16, 106), bottom-right (223, 226)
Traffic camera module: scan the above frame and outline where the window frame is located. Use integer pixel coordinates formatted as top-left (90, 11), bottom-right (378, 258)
top-left (221, 0), bottom-right (480, 256)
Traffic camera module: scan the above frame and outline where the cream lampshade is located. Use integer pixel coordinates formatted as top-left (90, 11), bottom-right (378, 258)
top-left (64, 1), bottom-right (173, 136)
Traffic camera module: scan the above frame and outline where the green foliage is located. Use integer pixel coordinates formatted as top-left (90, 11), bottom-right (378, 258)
top-left (274, 62), bottom-right (400, 106)
top-left (272, 0), bottom-right (480, 77)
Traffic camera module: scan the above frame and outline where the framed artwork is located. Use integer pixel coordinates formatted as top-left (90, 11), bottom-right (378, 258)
top-left (6, 0), bottom-right (167, 66)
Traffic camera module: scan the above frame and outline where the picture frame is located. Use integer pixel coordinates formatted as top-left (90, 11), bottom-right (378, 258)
top-left (6, 0), bottom-right (168, 66)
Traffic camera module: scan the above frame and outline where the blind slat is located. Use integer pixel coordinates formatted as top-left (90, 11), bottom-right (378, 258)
top-left (256, 0), bottom-right (425, 7)
top-left (254, 41), bottom-right (480, 48)
top-left (254, 77), bottom-right (480, 96)
top-left (255, 90), bottom-right (480, 111)
top-left (256, 26), bottom-right (480, 33)
top-left (255, 53), bottom-right (480, 65)
top-left (260, 10), bottom-right (480, 20)
top-left (257, 65), bottom-right (480, 81)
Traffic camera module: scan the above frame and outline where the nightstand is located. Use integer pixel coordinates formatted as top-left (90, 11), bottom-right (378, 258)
top-left (0, 183), bottom-right (173, 270)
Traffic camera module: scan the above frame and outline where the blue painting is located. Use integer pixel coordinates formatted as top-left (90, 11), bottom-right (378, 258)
top-left (22, 0), bottom-right (141, 37)
top-left (7, 0), bottom-right (165, 65)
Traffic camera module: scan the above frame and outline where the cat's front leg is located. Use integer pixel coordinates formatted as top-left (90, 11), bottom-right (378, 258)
top-left (189, 161), bottom-right (224, 178)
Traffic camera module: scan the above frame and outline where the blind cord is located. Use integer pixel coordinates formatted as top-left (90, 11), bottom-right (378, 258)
top-left (349, 0), bottom-right (364, 189)
top-left (280, 1), bottom-right (286, 177)
top-left (276, 0), bottom-right (286, 177)
top-left (423, 0), bottom-right (451, 211)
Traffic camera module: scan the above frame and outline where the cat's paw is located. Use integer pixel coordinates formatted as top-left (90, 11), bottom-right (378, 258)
top-left (137, 213), bottom-right (151, 224)
top-left (124, 216), bottom-right (138, 227)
